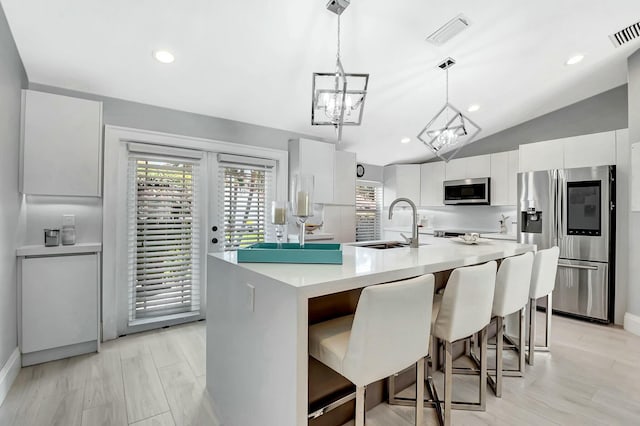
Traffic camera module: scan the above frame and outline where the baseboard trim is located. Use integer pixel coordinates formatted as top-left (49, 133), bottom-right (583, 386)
top-left (624, 312), bottom-right (640, 337)
top-left (0, 348), bottom-right (21, 407)
top-left (22, 340), bottom-right (97, 367)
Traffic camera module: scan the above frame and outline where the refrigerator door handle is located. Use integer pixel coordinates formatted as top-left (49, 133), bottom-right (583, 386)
top-left (558, 263), bottom-right (599, 271)
top-left (556, 169), bottom-right (564, 243)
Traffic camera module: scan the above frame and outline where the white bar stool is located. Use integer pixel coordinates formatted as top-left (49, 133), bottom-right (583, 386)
top-left (308, 274), bottom-right (435, 426)
top-left (487, 252), bottom-right (534, 396)
top-left (430, 261), bottom-right (497, 426)
top-left (527, 246), bottom-right (560, 365)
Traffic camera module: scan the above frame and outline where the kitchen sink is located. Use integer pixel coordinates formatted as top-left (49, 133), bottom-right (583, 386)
top-left (358, 241), bottom-right (409, 249)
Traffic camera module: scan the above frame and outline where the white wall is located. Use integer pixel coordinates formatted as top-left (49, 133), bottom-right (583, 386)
top-left (0, 2), bottom-right (27, 376)
top-left (626, 49), bottom-right (640, 331)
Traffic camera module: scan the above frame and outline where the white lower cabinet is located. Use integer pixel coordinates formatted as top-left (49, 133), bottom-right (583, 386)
top-left (21, 253), bottom-right (99, 363)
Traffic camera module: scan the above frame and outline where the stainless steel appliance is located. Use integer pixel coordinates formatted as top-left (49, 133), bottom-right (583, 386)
top-left (443, 177), bottom-right (490, 205)
top-left (517, 166), bottom-right (615, 323)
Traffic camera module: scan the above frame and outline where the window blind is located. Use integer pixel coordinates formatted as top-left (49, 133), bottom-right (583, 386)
top-left (356, 183), bottom-right (382, 241)
top-left (218, 155), bottom-right (275, 251)
top-left (127, 154), bottom-right (201, 322)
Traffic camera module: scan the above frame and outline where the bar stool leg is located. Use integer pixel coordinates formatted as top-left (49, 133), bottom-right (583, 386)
top-left (495, 317), bottom-right (503, 398)
top-left (528, 298), bottom-right (536, 365)
top-left (479, 327), bottom-right (488, 410)
top-left (355, 385), bottom-right (365, 426)
top-left (416, 358), bottom-right (425, 426)
top-left (545, 293), bottom-right (552, 350)
top-left (444, 341), bottom-right (453, 426)
top-left (519, 307), bottom-right (526, 375)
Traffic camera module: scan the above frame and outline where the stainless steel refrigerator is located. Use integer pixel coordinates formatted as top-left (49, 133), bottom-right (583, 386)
top-left (517, 166), bottom-right (615, 323)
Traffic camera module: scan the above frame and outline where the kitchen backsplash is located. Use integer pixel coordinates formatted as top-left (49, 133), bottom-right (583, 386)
top-left (383, 205), bottom-right (518, 234)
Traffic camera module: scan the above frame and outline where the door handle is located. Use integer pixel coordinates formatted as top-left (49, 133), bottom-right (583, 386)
top-left (558, 263), bottom-right (599, 271)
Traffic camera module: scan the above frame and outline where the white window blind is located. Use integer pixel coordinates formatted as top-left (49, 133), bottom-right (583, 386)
top-left (127, 154), bottom-right (201, 322)
top-left (356, 183), bottom-right (382, 241)
top-left (218, 155), bottom-right (276, 251)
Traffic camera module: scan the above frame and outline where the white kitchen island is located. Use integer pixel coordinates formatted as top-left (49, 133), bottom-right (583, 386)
top-left (206, 239), bottom-right (535, 426)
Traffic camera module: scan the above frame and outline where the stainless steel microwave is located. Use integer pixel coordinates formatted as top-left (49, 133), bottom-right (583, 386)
top-left (443, 177), bottom-right (491, 205)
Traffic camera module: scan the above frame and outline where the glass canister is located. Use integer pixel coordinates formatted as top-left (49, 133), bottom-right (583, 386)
top-left (44, 229), bottom-right (61, 247)
top-left (61, 214), bottom-right (76, 245)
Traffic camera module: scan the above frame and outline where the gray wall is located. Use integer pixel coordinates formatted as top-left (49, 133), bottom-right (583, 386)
top-left (627, 51), bottom-right (640, 318)
top-left (28, 83), bottom-right (329, 152)
top-left (452, 84), bottom-right (628, 159)
top-left (0, 3), bottom-right (27, 371)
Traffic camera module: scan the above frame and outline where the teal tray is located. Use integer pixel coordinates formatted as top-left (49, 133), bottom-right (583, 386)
top-left (236, 243), bottom-right (343, 264)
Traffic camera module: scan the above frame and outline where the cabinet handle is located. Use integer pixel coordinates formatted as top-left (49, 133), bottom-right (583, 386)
top-left (558, 263), bottom-right (599, 271)
top-left (211, 238), bottom-right (218, 244)
top-left (212, 226), bottom-right (218, 232)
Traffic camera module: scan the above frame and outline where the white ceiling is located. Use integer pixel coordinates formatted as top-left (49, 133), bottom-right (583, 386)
top-left (2, 0), bottom-right (640, 165)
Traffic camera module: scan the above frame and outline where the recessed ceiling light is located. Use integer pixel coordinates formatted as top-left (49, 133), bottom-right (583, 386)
top-left (565, 54), bottom-right (584, 66)
top-left (400, 137), bottom-right (411, 144)
top-left (467, 104), bottom-right (480, 112)
top-left (153, 50), bottom-right (175, 64)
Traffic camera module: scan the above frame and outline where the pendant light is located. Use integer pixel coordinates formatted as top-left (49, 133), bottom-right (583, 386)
top-left (311, 0), bottom-right (369, 143)
top-left (417, 57), bottom-right (481, 162)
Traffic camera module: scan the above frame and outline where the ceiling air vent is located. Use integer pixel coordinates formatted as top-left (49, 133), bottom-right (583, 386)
top-left (426, 14), bottom-right (470, 45)
top-left (609, 21), bottom-right (640, 47)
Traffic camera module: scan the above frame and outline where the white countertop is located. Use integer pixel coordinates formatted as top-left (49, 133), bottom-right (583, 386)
top-left (210, 238), bottom-right (535, 298)
top-left (16, 242), bottom-right (102, 257)
top-left (481, 233), bottom-right (517, 241)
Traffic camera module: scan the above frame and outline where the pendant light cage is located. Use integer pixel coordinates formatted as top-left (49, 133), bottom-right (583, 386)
top-left (417, 58), bottom-right (481, 162)
top-left (311, 4), bottom-right (370, 142)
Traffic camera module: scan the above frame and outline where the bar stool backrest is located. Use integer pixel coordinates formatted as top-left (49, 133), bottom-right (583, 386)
top-left (493, 252), bottom-right (534, 317)
top-left (343, 274), bottom-right (434, 386)
top-left (434, 261), bottom-right (497, 343)
top-left (529, 247), bottom-right (560, 300)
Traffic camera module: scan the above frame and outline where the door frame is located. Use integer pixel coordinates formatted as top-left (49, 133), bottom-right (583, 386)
top-left (103, 125), bottom-right (288, 340)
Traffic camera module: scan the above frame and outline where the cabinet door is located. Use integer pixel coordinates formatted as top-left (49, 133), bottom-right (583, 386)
top-left (490, 152), bottom-right (509, 206)
top-left (21, 90), bottom-right (102, 196)
top-left (444, 158), bottom-right (466, 180)
top-left (21, 254), bottom-right (98, 353)
top-left (563, 131), bottom-right (616, 168)
top-left (395, 165), bottom-right (421, 203)
top-left (420, 162), bottom-right (445, 206)
top-left (519, 139), bottom-right (564, 172)
top-left (383, 165), bottom-right (420, 206)
top-left (466, 154), bottom-right (491, 178)
top-left (333, 151), bottom-right (356, 205)
top-left (292, 139), bottom-right (335, 204)
top-left (508, 150), bottom-right (519, 206)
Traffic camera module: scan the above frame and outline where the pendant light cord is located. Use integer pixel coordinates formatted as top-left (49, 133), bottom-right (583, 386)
top-left (337, 15), bottom-right (341, 60)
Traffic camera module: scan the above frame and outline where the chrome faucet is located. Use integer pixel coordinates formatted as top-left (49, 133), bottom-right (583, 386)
top-left (388, 197), bottom-right (419, 248)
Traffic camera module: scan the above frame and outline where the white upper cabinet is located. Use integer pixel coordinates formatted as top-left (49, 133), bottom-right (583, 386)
top-left (490, 152), bottom-right (509, 206)
top-left (519, 131), bottom-right (617, 172)
top-left (508, 150), bottom-right (519, 205)
top-left (383, 164), bottom-right (421, 206)
top-left (444, 158), bottom-right (466, 180)
top-left (519, 139), bottom-right (564, 172)
top-left (466, 154), bottom-right (491, 178)
top-left (289, 138), bottom-right (335, 204)
top-left (445, 155), bottom-right (491, 180)
top-left (333, 150), bottom-right (356, 205)
top-left (563, 131), bottom-right (616, 169)
top-left (21, 90), bottom-right (103, 196)
top-left (490, 150), bottom-right (518, 206)
top-left (420, 162), bottom-right (445, 206)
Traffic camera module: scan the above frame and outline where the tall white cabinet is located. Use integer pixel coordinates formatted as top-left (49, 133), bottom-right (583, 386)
top-left (383, 164), bottom-right (421, 206)
top-left (20, 90), bottom-right (103, 196)
top-left (420, 162), bottom-right (445, 206)
top-left (289, 138), bottom-right (335, 204)
top-left (490, 150), bottom-right (519, 206)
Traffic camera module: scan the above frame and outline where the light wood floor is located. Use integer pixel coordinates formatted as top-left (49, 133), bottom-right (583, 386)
top-left (0, 321), bottom-right (218, 426)
top-left (1, 314), bottom-right (640, 425)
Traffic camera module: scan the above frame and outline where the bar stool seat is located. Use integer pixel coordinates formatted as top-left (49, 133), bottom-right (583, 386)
top-left (309, 275), bottom-right (435, 426)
